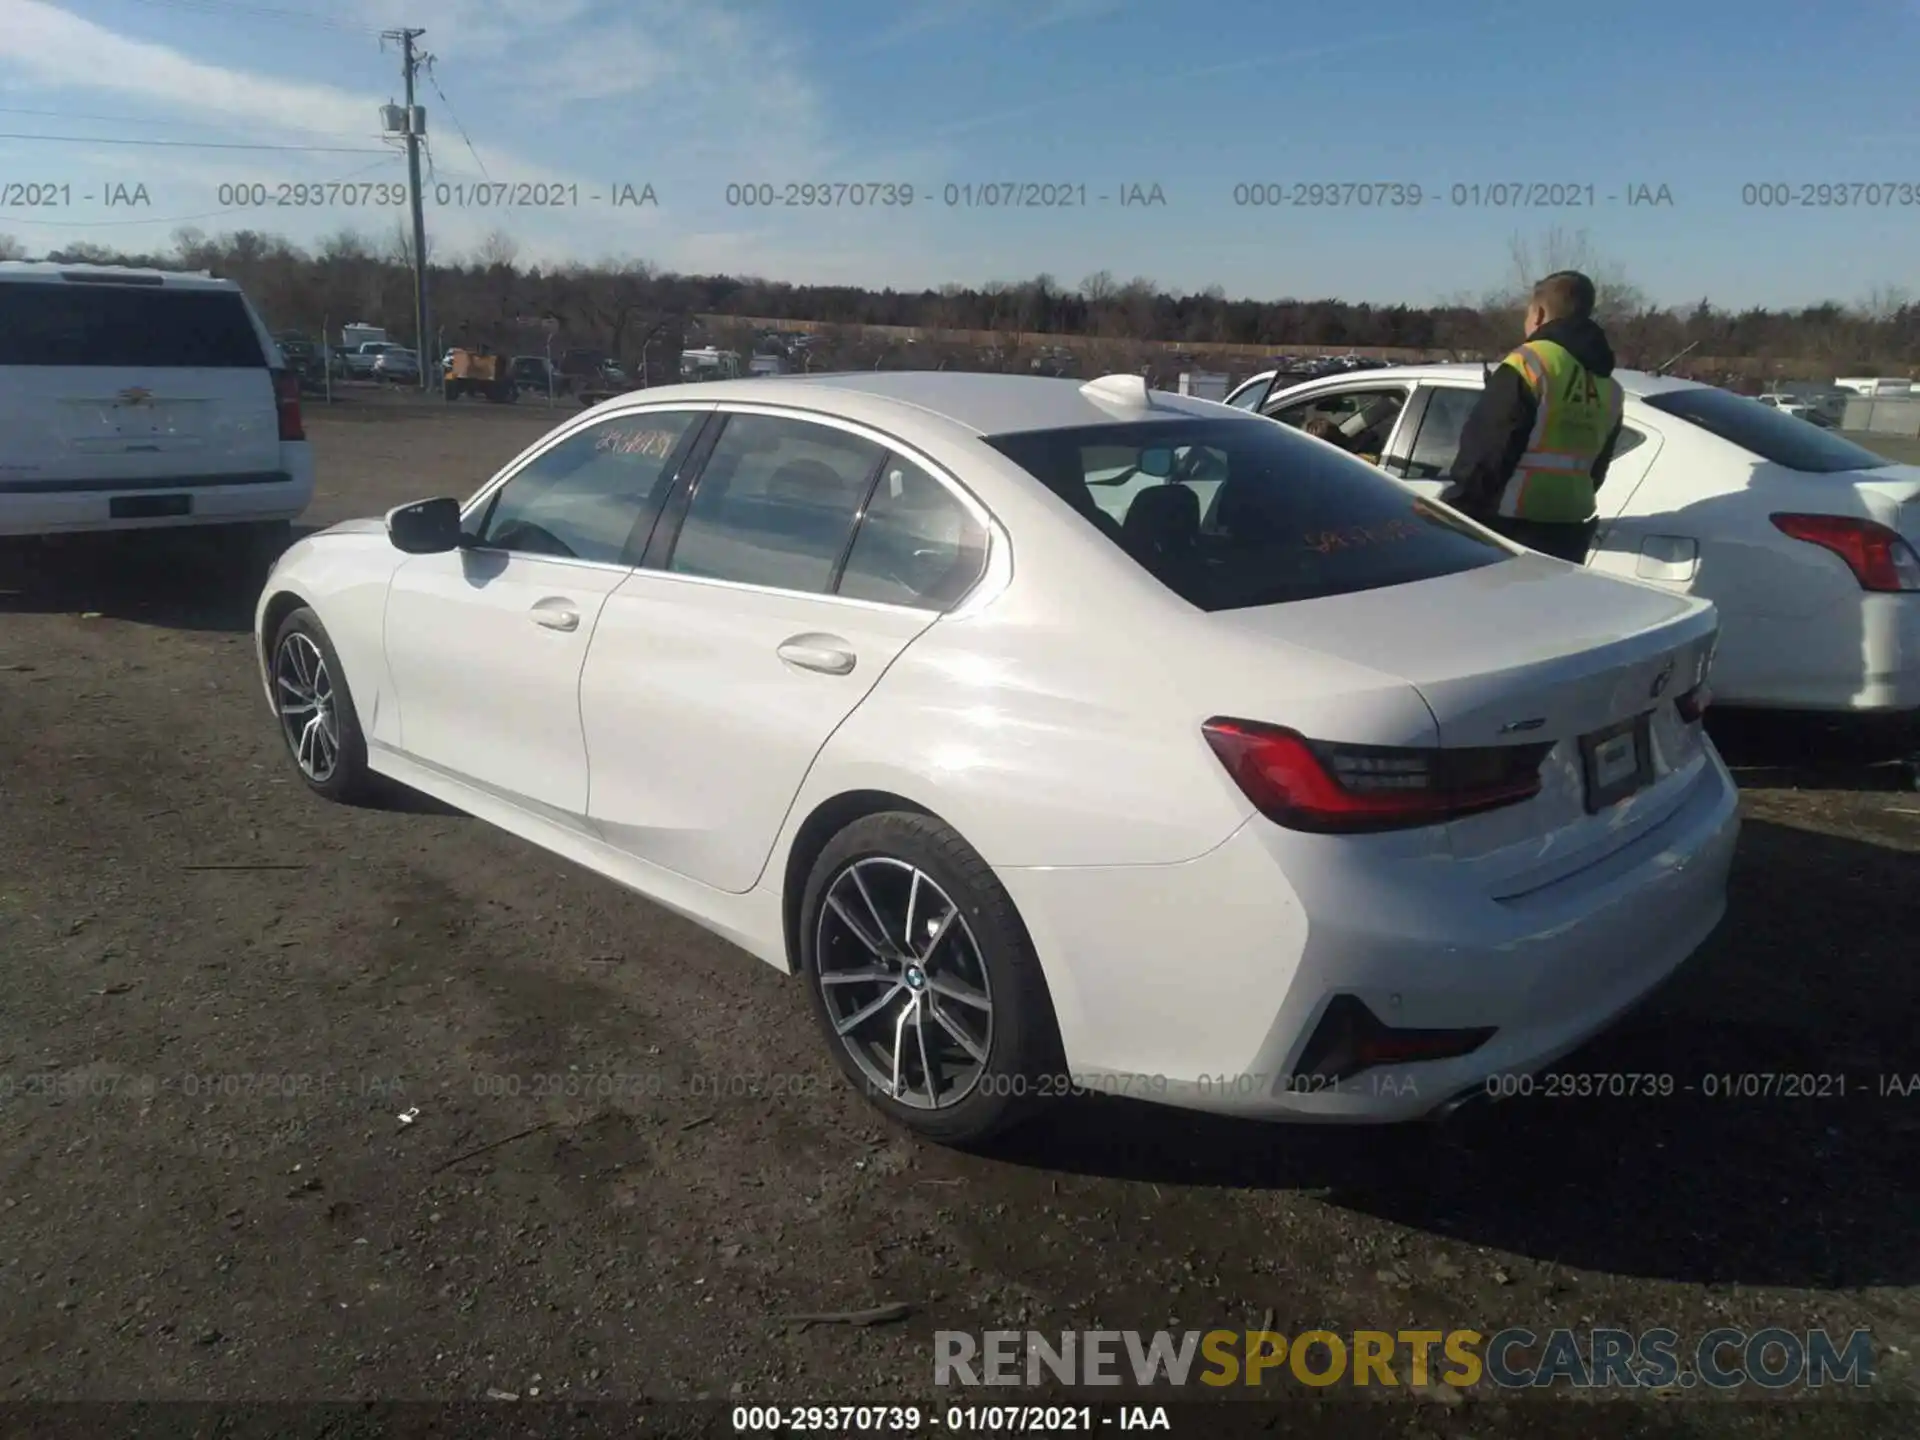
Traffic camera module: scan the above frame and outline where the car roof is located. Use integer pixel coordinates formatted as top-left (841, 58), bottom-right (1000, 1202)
top-left (0, 261), bottom-right (239, 291)
top-left (624, 370), bottom-right (1241, 436)
top-left (1270, 360), bottom-right (1710, 399)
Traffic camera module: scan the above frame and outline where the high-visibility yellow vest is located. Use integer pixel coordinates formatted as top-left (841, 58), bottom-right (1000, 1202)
top-left (1496, 339), bottom-right (1623, 523)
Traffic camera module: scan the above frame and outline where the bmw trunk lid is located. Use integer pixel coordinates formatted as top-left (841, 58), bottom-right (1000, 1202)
top-left (1213, 553), bottom-right (1721, 889)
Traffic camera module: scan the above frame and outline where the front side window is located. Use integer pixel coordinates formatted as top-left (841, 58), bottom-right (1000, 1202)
top-left (468, 410), bottom-right (700, 562)
top-left (668, 413), bottom-right (884, 593)
top-left (838, 456), bottom-right (989, 609)
top-left (1266, 386), bottom-right (1410, 461)
top-left (986, 416), bottom-right (1505, 612)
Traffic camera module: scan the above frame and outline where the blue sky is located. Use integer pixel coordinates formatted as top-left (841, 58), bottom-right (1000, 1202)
top-left (0, 0), bottom-right (1914, 309)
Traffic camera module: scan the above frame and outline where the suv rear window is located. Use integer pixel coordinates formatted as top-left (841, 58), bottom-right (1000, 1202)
top-left (0, 283), bottom-right (267, 368)
top-left (1641, 387), bottom-right (1889, 472)
top-left (986, 417), bottom-right (1506, 611)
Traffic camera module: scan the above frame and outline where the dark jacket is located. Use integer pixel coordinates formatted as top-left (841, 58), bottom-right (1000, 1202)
top-left (1449, 315), bottom-right (1622, 521)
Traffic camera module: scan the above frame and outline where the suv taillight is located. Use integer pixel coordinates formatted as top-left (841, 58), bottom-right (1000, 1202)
top-left (1771, 513), bottom-right (1920, 592)
top-left (273, 368), bottom-right (304, 442)
top-left (1202, 718), bottom-right (1553, 834)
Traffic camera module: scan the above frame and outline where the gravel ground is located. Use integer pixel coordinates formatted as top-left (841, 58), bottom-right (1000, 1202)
top-left (1, 398), bottom-right (1916, 1436)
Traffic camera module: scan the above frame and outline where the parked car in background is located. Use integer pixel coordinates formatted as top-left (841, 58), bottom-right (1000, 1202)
top-left (0, 261), bottom-right (312, 578)
top-left (343, 341), bottom-right (405, 379)
top-left (273, 331), bottom-right (326, 390)
top-left (1756, 392), bottom-right (1835, 427)
top-left (254, 370), bottom-right (1737, 1144)
top-left (510, 355), bottom-right (559, 394)
top-left (1250, 364), bottom-right (1920, 738)
top-left (372, 349), bottom-right (420, 384)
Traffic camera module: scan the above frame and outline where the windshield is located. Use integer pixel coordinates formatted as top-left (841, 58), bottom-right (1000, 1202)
top-left (986, 417), bottom-right (1506, 611)
top-left (1642, 387), bottom-right (1890, 472)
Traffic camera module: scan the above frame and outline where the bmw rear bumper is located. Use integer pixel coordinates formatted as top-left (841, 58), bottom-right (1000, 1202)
top-left (996, 752), bottom-right (1741, 1122)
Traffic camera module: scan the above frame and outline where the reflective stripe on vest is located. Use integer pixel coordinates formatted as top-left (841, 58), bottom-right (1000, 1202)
top-left (1495, 340), bottom-right (1622, 523)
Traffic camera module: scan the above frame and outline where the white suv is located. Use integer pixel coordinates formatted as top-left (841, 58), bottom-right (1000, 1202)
top-left (0, 262), bottom-right (315, 559)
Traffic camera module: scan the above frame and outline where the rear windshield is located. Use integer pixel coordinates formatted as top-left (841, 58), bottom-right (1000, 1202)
top-left (1641, 387), bottom-right (1889, 472)
top-left (0, 282), bottom-right (267, 368)
top-left (985, 417), bottom-right (1507, 611)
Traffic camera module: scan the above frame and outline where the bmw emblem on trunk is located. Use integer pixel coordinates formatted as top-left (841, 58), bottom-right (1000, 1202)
top-left (1649, 661), bottom-right (1675, 699)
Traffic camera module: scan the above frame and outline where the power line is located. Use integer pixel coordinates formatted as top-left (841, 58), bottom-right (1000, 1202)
top-left (421, 56), bottom-right (487, 180)
top-left (0, 105), bottom-right (381, 143)
top-left (114, 0), bottom-right (383, 35)
top-left (0, 132), bottom-right (389, 153)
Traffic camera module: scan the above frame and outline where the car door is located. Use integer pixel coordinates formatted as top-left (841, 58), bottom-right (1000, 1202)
top-left (1584, 422), bottom-right (1696, 586)
top-left (380, 407), bottom-right (707, 827)
top-left (579, 409), bottom-right (992, 894)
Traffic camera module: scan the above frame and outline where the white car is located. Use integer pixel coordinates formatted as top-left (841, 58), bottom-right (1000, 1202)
top-left (1234, 364), bottom-right (1920, 725)
top-left (343, 341), bottom-right (405, 378)
top-left (0, 262), bottom-right (313, 555)
top-left (254, 372), bottom-right (1738, 1144)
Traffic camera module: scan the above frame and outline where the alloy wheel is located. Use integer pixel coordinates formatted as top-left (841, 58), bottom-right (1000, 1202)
top-left (814, 857), bottom-right (994, 1110)
top-left (274, 632), bottom-right (340, 783)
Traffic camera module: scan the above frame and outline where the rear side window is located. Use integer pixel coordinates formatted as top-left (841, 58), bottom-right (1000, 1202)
top-left (986, 417), bottom-right (1506, 612)
top-left (838, 456), bottom-right (989, 609)
top-left (1641, 387), bottom-right (1889, 472)
top-left (668, 413), bottom-right (884, 594)
top-left (0, 282), bottom-right (267, 368)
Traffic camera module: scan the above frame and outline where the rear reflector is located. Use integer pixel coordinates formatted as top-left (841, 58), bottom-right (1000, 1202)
top-left (1293, 995), bottom-right (1496, 1084)
top-left (1771, 513), bottom-right (1920, 592)
top-left (1202, 718), bottom-right (1552, 833)
top-left (272, 368), bottom-right (304, 442)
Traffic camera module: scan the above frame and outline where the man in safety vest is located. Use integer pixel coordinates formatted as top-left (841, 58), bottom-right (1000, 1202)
top-left (1449, 270), bottom-right (1624, 564)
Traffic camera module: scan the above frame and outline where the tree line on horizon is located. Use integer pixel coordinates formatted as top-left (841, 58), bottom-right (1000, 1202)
top-left (3, 223), bottom-right (1913, 380)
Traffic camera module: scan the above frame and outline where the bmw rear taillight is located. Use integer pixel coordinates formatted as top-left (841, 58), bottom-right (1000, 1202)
top-left (1771, 513), bottom-right (1920, 592)
top-left (273, 368), bottom-right (304, 441)
top-left (1202, 718), bottom-right (1553, 833)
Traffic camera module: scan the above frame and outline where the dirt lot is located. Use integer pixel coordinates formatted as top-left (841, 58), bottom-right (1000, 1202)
top-left (1, 400), bottom-right (1917, 1435)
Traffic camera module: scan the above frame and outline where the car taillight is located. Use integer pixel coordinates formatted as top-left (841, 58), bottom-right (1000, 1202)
top-left (1771, 513), bottom-right (1920, 592)
top-left (1202, 718), bottom-right (1553, 834)
top-left (273, 368), bottom-right (304, 441)
top-left (1675, 685), bottom-right (1710, 724)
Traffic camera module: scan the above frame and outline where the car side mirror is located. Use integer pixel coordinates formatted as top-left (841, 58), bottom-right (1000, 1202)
top-left (386, 496), bottom-right (464, 554)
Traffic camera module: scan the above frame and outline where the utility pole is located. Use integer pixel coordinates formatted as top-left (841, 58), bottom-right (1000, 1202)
top-left (385, 27), bottom-right (431, 391)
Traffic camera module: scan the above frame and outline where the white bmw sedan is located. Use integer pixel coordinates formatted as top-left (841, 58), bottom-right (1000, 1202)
top-left (255, 371), bottom-right (1739, 1144)
top-left (1232, 365), bottom-right (1920, 731)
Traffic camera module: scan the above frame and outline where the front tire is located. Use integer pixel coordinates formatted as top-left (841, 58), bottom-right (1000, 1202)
top-left (799, 812), bottom-right (1062, 1146)
top-left (269, 606), bottom-right (372, 803)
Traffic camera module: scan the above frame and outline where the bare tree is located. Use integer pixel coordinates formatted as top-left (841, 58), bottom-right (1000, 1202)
top-left (0, 233), bottom-right (28, 261)
top-left (472, 229), bottom-right (520, 272)
top-left (1496, 226), bottom-right (1648, 324)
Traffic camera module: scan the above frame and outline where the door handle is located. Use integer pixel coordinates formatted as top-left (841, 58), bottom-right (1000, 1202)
top-left (530, 596), bottom-right (580, 631)
top-left (777, 634), bottom-right (857, 675)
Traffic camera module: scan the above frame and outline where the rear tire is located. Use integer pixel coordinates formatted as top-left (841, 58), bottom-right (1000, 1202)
top-left (799, 812), bottom-right (1063, 1147)
top-left (269, 606), bottom-right (372, 804)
